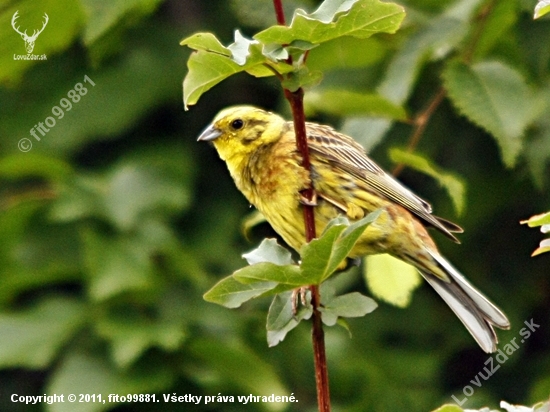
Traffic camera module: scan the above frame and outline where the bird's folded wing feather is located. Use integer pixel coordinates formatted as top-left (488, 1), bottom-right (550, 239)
top-left (304, 123), bottom-right (462, 241)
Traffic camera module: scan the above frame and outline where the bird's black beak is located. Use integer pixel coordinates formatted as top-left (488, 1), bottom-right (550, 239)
top-left (197, 124), bottom-right (222, 142)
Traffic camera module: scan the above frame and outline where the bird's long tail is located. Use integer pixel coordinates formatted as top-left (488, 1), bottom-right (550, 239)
top-left (418, 250), bottom-right (510, 353)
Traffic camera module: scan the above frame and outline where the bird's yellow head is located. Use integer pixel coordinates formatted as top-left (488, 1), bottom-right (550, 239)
top-left (197, 106), bottom-right (287, 162)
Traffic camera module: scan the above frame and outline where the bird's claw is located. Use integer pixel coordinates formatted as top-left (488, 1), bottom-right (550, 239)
top-left (291, 287), bottom-right (311, 316)
top-left (299, 191), bottom-right (318, 206)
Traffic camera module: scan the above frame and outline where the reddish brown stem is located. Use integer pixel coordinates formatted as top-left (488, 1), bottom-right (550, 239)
top-left (273, 0), bottom-right (286, 25)
top-left (310, 284), bottom-right (330, 412)
top-left (285, 86), bottom-right (331, 412)
top-left (273, 2), bottom-right (330, 411)
top-left (284, 88), bottom-right (316, 241)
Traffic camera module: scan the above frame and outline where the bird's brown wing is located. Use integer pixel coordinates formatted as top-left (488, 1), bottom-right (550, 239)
top-left (304, 122), bottom-right (463, 242)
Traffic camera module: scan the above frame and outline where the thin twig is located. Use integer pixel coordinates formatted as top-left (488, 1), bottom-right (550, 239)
top-left (392, 0), bottom-right (499, 177)
top-left (392, 87), bottom-right (446, 176)
top-left (463, 0), bottom-right (497, 64)
top-left (392, 1), bottom-right (498, 177)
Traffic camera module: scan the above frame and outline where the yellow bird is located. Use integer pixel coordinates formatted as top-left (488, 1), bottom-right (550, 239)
top-left (198, 105), bottom-right (510, 353)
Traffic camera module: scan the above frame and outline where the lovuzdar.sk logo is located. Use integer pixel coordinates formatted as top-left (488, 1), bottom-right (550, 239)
top-left (11, 10), bottom-right (48, 60)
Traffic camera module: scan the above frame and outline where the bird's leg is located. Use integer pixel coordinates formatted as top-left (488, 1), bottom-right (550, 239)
top-left (299, 190), bottom-right (318, 206)
top-left (291, 286), bottom-right (311, 316)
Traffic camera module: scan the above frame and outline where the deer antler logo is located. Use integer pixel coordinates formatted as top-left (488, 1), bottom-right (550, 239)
top-left (11, 11), bottom-right (49, 54)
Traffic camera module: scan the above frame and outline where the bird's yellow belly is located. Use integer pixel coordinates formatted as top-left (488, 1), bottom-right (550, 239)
top-left (259, 193), bottom-right (396, 258)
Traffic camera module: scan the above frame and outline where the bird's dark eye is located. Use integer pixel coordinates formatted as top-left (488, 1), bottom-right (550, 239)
top-left (231, 119), bottom-right (244, 130)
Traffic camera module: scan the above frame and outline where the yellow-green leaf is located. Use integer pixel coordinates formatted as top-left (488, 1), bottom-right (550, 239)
top-left (305, 89), bottom-right (407, 120)
top-left (534, 0), bottom-right (550, 19)
top-left (364, 254), bottom-right (421, 308)
top-left (254, 0), bottom-right (405, 45)
top-left (389, 148), bottom-right (466, 215)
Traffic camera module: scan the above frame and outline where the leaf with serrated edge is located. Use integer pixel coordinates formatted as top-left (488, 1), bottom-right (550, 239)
top-left (254, 0), bottom-right (405, 45)
top-left (443, 60), bottom-right (538, 167)
top-left (365, 253), bottom-right (421, 308)
top-left (389, 148), bottom-right (466, 215)
top-left (242, 238), bottom-right (294, 265)
top-left (203, 276), bottom-right (277, 308)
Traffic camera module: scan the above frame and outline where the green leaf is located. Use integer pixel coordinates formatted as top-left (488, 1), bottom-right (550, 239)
top-left (378, 5), bottom-right (477, 105)
top-left (431, 405), bottom-right (465, 412)
top-left (320, 292), bottom-right (377, 326)
top-left (307, 36), bottom-right (386, 71)
top-left (305, 89), bottom-right (407, 120)
top-left (233, 262), bottom-right (306, 286)
top-left (266, 292), bottom-right (312, 347)
top-left (203, 276), bottom-right (277, 308)
top-left (534, 401), bottom-right (550, 412)
top-left (521, 211), bottom-right (550, 228)
top-left (227, 30), bottom-right (258, 65)
top-left (365, 254), bottom-right (422, 308)
top-left (103, 162), bottom-right (189, 230)
top-left (471, 0), bottom-right (517, 60)
top-left (179, 32), bottom-right (231, 55)
top-left (254, 0), bottom-right (405, 45)
top-left (80, 0), bottom-right (163, 45)
top-left (46, 352), bottom-right (173, 412)
top-left (242, 238), bottom-right (295, 265)
top-left (389, 148), bottom-right (466, 215)
top-left (183, 51), bottom-right (247, 109)
top-left (189, 338), bottom-right (288, 396)
top-left (341, 117), bottom-right (391, 154)
top-left (521, 212), bottom-right (550, 256)
top-left (535, 0), bottom-right (550, 19)
top-left (307, 0), bottom-right (358, 23)
top-left (0, 153), bottom-right (72, 181)
top-left (281, 67), bottom-right (323, 91)
top-left (82, 230), bottom-right (155, 301)
top-left (501, 401), bottom-right (542, 412)
top-left (301, 211), bottom-right (381, 284)
top-left (95, 314), bottom-right (185, 368)
top-left (531, 237), bottom-right (550, 257)
top-left (443, 60), bottom-right (539, 167)
top-left (0, 298), bottom-right (85, 368)
top-left (181, 31), bottom-right (263, 108)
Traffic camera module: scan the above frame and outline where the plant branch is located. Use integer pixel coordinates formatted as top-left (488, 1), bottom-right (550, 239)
top-left (463, 0), bottom-right (497, 64)
top-left (273, 1), bottom-right (330, 411)
top-left (284, 75), bottom-right (331, 412)
top-left (284, 88), bottom-right (317, 242)
top-left (273, 0), bottom-right (286, 25)
top-left (392, 87), bottom-right (446, 176)
top-left (393, 2), bottom-right (497, 177)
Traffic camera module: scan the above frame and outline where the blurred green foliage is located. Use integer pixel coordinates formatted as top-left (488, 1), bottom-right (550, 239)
top-left (0, 0), bottom-right (549, 412)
